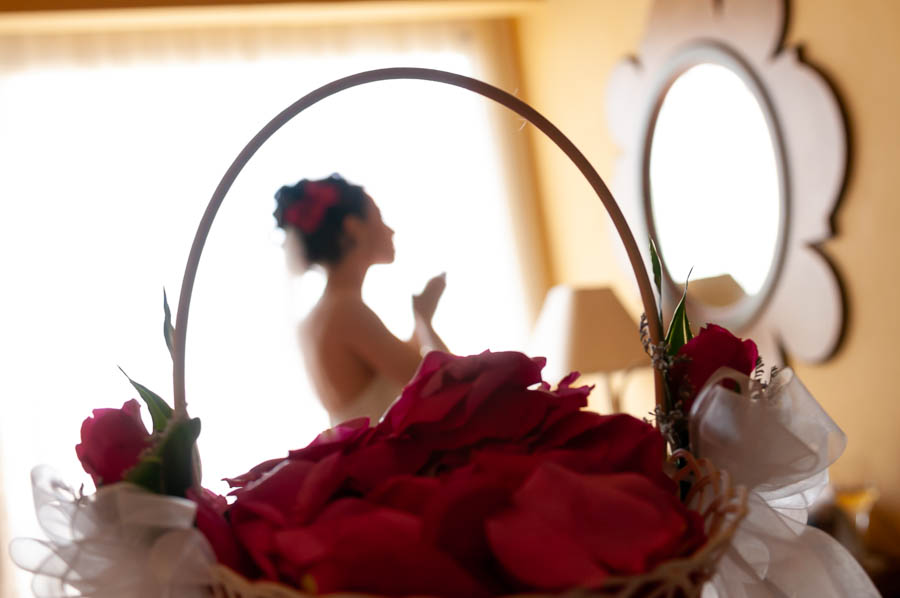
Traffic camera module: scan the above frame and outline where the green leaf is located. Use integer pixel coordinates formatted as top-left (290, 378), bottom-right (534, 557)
top-left (118, 367), bottom-right (173, 433)
top-left (665, 272), bottom-right (694, 356)
top-left (123, 417), bottom-right (201, 497)
top-left (649, 238), bottom-right (665, 331)
top-left (159, 417), bottom-right (201, 497)
top-left (649, 238), bottom-right (663, 301)
top-left (163, 289), bottom-right (176, 361)
top-left (123, 456), bottom-right (164, 494)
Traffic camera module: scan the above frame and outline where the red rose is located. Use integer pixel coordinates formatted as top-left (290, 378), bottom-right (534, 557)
top-left (283, 181), bottom-right (339, 233)
top-left (668, 323), bottom-right (759, 413)
top-left (75, 399), bottom-right (151, 485)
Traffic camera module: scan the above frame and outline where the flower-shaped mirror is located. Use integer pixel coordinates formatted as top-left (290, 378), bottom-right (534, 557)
top-left (607, 0), bottom-right (848, 365)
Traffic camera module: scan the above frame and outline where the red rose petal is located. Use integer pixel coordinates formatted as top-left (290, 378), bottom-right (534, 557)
top-left (303, 507), bottom-right (490, 598)
top-left (230, 460), bottom-right (314, 514)
top-left (289, 417), bottom-right (373, 462)
top-left (224, 457), bottom-right (285, 488)
top-left (293, 452), bottom-right (346, 524)
top-left (422, 466), bottom-right (514, 569)
top-left (233, 519), bottom-right (278, 580)
top-left (487, 507), bottom-right (607, 590)
top-left (273, 527), bottom-right (328, 567)
top-left (368, 475), bottom-right (441, 515)
top-left (512, 464), bottom-right (695, 574)
top-left (187, 487), bottom-right (248, 572)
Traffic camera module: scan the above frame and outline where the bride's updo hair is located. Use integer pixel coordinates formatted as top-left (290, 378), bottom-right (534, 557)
top-left (274, 173), bottom-right (367, 266)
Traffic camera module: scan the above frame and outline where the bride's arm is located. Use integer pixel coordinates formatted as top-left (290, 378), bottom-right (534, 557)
top-left (338, 300), bottom-right (426, 386)
top-left (410, 273), bottom-right (449, 354)
top-left (412, 313), bottom-right (448, 354)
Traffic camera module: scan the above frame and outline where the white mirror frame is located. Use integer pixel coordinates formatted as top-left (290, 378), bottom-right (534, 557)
top-left (607, 0), bottom-right (848, 365)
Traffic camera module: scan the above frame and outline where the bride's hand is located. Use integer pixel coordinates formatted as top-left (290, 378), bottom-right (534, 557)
top-left (412, 272), bottom-right (446, 324)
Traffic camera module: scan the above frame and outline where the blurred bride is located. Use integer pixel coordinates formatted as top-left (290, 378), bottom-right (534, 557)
top-left (274, 174), bottom-right (448, 426)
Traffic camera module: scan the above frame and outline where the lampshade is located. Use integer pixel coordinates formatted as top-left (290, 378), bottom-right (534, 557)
top-left (529, 285), bottom-right (649, 380)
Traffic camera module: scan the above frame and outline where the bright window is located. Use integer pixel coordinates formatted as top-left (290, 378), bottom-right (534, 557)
top-left (0, 21), bottom-right (536, 596)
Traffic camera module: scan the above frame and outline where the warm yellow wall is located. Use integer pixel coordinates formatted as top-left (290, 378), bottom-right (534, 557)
top-left (786, 0), bottom-right (900, 548)
top-left (0, 0), bottom-right (532, 13)
top-left (516, 0), bottom-right (900, 542)
top-left (516, 0), bottom-right (653, 291)
top-left (0, 1), bottom-right (540, 33)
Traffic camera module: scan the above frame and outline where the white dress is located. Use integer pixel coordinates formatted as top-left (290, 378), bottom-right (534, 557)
top-left (327, 374), bottom-right (403, 427)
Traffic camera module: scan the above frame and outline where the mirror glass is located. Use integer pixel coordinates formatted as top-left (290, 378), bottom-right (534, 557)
top-left (648, 63), bottom-right (781, 308)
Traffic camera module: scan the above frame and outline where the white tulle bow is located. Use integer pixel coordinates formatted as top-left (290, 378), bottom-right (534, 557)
top-left (9, 466), bottom-right (215, 598)
top-left (690, 367), bottom-right (881, 598)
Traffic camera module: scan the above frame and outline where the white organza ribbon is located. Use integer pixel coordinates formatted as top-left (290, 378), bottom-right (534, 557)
top-left (9, 466), bottom-right (215, 598)
top-left (690, 367), bottom-right (881, 598)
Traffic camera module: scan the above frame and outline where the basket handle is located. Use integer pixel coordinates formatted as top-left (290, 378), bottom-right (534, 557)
top-left (172, 67), bottom-right (663, 420)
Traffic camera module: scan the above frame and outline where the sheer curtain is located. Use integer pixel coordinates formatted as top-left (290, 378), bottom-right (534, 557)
top-left (0, 17), bottom-right (546, 597)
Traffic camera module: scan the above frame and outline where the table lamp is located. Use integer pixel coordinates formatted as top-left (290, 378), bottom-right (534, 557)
top-left (529, 285), bottom-right (650, 413)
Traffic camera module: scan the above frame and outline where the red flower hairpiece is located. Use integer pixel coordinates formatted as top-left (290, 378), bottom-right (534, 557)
top-left (283, 181), bottom-right (339, 234)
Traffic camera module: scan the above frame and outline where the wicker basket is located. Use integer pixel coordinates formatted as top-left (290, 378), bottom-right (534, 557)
top-left (171, 68), bottom-right (748, 598)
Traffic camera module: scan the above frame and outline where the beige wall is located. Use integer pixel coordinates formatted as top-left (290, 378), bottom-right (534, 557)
top-left (516, 0), bottom-right (900, 543)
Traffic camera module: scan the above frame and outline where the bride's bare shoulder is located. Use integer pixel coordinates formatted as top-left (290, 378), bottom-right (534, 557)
top-left (304, 291), bottom-right (371, 333)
